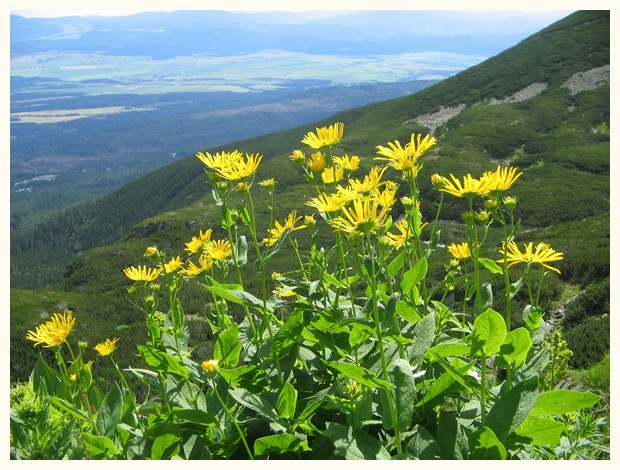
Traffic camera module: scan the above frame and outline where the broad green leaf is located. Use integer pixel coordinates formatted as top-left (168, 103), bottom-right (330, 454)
top-left (495, 327), bottom-right (532, 369)
top-left (165, 376), bottom-right (204, 409)
top-left (33, 355), bottom-right (62, 396)
top-left (513, 415), bottom-right (565, 446)
top-left (387, 250), bottom-right (406, 277)
top-left (396, 300), bottom-right (422, 324)
top-left (229, 387), bottom-right (279, 422)
top-left (429, 341), bottom-right (470, 358)
top-left (322, 271), bottom-right (350, 289)
top-left (323, 422), bottom-right (391, 460)
top-left (381, 293), bottom-right (400, 330)
top-left (410, 312), bottom-right (436, 368)
top-left (214, 323), bottom-right (242, 367)
top-left (514, 346), bottom-right (549, 383)
top-left (531, 390), bottom-right (601, 416)
top-left (172, 408), bottom-right (219, 427)
top-left (437, 410), bottom-right (468, 459)
top-left (327, 361), bottom-right (392, 390)
top-left (471, 308), bottom-right (506, 357)
top-left (137, 346), bottom-right (189, 378)
top-left (254, 433), bottom-right (308, 457)
top-left (271, 310), bottom-right (305, 358)
top-left (47, 396), bottom-right (95, 426)
top-left (382, 359), bottom-right (415, 432)
top-left (81, 433), bottom-right (121, 459)
top-left (96, 383), bottom-right (123, 438)
top-left (221, 207), bottom-right (237, 229)
top-left (416, 372), bottom-right (457, 408)
top-left (486, 376), bottom-right (538, 441)
top-left (478, 257), bottom-right (504, 275)
top-left (509, 277), bottom-right (524, 299)
top-left (474, 282), bottom-right (494, 316)
top-left (236, 235), bottom-right (248, 266)
top-left (182, 435), bottom-right (212, 460)
top-left (277, 382), bottom-right (298, 420)
top-left (400, 258), bottom-right (428, 294)
top-left (151, 426), bottom-right (181, 460)
top-left (427, 352), bottom-right (476, 392)
top-left (468, 426), bottom-right (506, 460)
top-left (403, 424), bottom-right (440, 459)
top-left (218, 364), bottom-right (268, 389)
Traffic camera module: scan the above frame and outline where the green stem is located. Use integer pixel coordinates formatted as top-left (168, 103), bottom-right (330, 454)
top-left (468, 198), bottom-right (482, 317)
top-left (480, 352), bottom-right (487, 426)
top-left (111, 356), bottom-right (131, 394)
top-left (211, 380), bottom-right (254, 460)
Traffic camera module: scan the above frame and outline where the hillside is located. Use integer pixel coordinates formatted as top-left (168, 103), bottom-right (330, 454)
top-left (10, 11), bottom-right (609, 383)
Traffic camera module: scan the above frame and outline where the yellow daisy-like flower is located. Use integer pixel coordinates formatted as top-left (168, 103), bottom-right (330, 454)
top-left (26, 310), bottom-right (76, 348)
top-left (123, 265), bottom-right (162, 282)
top-left (196, 150), bottom-right (243, 171)
top-left (321, 165), bottom-right (345, 184)
top-left (375, 133), bottom-right (436, 173)
top-left (345, 166), bottom-right (388, 195)
top-left (271, 272), bottom-right (282, 280)
top-left (301, 122), bottom-right (344, 149)
top-left (289, 149), bottom-right (305, 163)
top-left (431, 173), bottom-right (447, 189)
top-left (498, 241), bottom-right (564, 274)
top-left (70, 374), bottom-right (77, 381)
top-left (262, 210), bottom-right (305, 247)
top-left (447, 242), bottom-right (472, 260)
top-left (161, 255), bottom-right (183, 274)
top-left (376, 182), bottom-right (398, 208)
top-left (144, 246), bottom-right (159, 258)
top-left (216, 153), bottom-right (263, 181)
top-left (333, 154), bottom-right (361, 172)
top-left (332, 196), bottom-right (390, 236)
top-left (307, 151), bottom-right (327, 173)
top-left (482, 166), bottom-right (523, 194)
top-left (205, 240), bottom-right (232, 260)
top-left (93, 337), bottom-right (119, 357)
top-left (385, 218), bottom-right (414, 249)
top-left (185, 229), bottom-right (213, 255)
top-left (258, 178), bottom-right (276, 191)
top-left (306, 192), bottom-right (348, 213)
top-left (181, 255), bottom-right (213, 278)
top-left (440, 173), bottom-right (494, 199)
top-left (276, 289), bottom-right (296, 298)
top-left (201, 359), bottom-right (220, 378)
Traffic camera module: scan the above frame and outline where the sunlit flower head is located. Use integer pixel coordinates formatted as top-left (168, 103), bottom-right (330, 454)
top-left (185, 229), bottom-right (213, 255)
top-left (275, 289), bottom-right (296, 298)
top-left (144, 246), bottom-right (159, 258)
top-left (333, 154), bottom-right (361, 172)
top-left (258, 178), bottom-right (276, 191)
top-left (235, 181), bottom-right (249, 193)
top-left (375, 133), bottom-right (436, 173)
top-left (201, 359), bottom-right (220, 378)
top-left (482, 166), bottom-right (523, 194)
top-left (261, 210), bottom-right (305, 247)
top-left (271, 272), bottom-right (282, 280)
top-left (181, 255), bottom-right (213, 278)
top-left (205, 240), bottom-right (232, 260)
top-left (385, 218), bottom-right (414, 249)
top-left (498, 241), bottom-right (564, 274)
top-left (431, 173), bottom-right (447, 189)
top-left (306, 192), bottom-right (348, 213)
top-left (216, 153), bottom-right (263, 181)
top-left (123, 265), bottom-right (162, 282)
top-left (345, 166), bottom-right (388, 196)
top-left (161, 255), bottom-right (183, 274)
top-left (307, 151), bottom-right (327, 173)
top-left (94, 337), bottom-right (119, 356)
top-left (304, 214), bottom-right (316, 229)
top-left (196, 150), bottom-right (243, 171)
top-left (289, 149), bottom-right (305, 163)
top-left (376, 182), bottom-right (398, 208)
top-left (26, 310), bottom-right (76, 348)
top-left (447, 242), bottom-right (471, 260)
top-left (332, 196), bottom-right (391, 236)
top-left (321, 165), bottom-right (345, 184)
top-left (70, 374), bottom-right (77, 381)
top-left (440, 173), bottom-right (493, 199)
top-left (301, 122), bottom-right (344, 149)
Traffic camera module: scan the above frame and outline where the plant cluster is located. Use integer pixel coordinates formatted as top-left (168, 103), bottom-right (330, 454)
top-left (11, 123), bottom-right (606, 460)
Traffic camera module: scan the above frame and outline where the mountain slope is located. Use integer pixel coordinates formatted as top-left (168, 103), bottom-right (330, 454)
top-left (10, 11), bottom-right (609, 381)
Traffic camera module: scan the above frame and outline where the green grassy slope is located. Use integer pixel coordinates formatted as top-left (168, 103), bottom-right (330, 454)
top-left (10, 11), bottom-right (609, 382)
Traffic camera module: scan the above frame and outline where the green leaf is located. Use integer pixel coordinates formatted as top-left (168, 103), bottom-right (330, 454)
top-left (327, 361), bottom-right (392, 390)
top-left (509, 277), bottom-right (524, 299)
top-left (165, 376), bottom-right (204, 409)
top-left (513, 415), bottom-right (565, 446)
top-left (221, 207), bottom-right (237, 229)
top-left (381, 293), bottom-right (400, 330)
top-left (429, 341), bottom-right (470, 358)
top-left (382, 359), bottom-right (415, 432)
top-left (229, 387), bottom-right (279, 422)
top-left (478, 257), bottom-right (504, 275)
top-left (254, 433), bottom-right (307, 457)
top-left (33, 355), bottom-right (62, 396)
top-left (81, 433), bottom-right (121, 459)
top-left (416, 372), bottom-right (457, 408)
top-left (96, 383), bottom-right (123, 438)
top-left (400, 258), bottom-right (428, 294)
top-left (437, 410), bottom-right (468, 459)
top-left (471, 308), bottom-right (506, 357)
top-left (530, 390), bottom-right (601, 416)
top-left (218, 364), bottom-right (268, 389)
top-left (47, 396), bottom-right (95, 426)
top-left (468, 426), bottom-right (507, 460)
top-left (214, 323), bottom-right (242, 368)
top-left (395, 300), bottom-right (422, 324)
top-left (172, 408), bottom-right (219, 427)
top-left (182, 435), bottom-right (212, 460)
top-left (486, 376), bottom-right (538, 441)
top-left (387, 250), bottom-right (406, 277)
top-left (151, 425), bottom-right (181, 460)
top-left (403, 424), bottom-right (440, 459)
top-left (271, 310), bottom-right (305, 358)
top-left (495, 327), bottom-right (532, 369)
top-left (236, 235), bottom-right (248, 266)
top-left (410, 312), bottom-right (436, 368)
top-left (137, 346), bottom-right (189, 378)
top-left (323, 422), bottom-right (391, 459)
top-left (277, 382), bottom-right (298, 420)
top-left (474, 282), bottom-right (493, 315)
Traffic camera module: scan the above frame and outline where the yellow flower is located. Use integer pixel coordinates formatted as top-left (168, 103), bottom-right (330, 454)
top-left (123, 265), bottom-right (162, 282)
top-left (447, 242), bottom-right (472, 260)
top-left (376, 182), bottom-right (398, 208)
top-left (93, 337), bottom-right (119, 356)
top-left (271, 272), bottom-right (282, 280)
top-left (185, 229), bottom-right (213, 255)
top-left (144, 246), bottom-right (159, 258)
top-left (181, 255), bottom-right (213, 278)
top-left (196, 150), bottom-right (243, 171)
top-left (344, 166), bottom-right (387, 195)
top-left (482, 166), bottom-right (523, 194)
top-left (321, 165), bottom-right (345, 184)
top-left (70, 374), bottom-right (77, 381)
top-left (304, 214), bottom-right (316, 229)
top-left (307, 151), bottom-right (327, 173)
top-left (440, 173), bottom-right (493, 199)
top-left (205, 240), bottom-right (232, 260)
top-left (235, 181), bottom-right (249, 193)
top-left (498, 241), bottom-right (564, 274)
top-left (385, 218), bottom-right (414, 249)
top-left (375, 133), bottom-right (436, 173)
top-left (301, 122), bottom-right (344, 149)
top-left (306, 192), bottom-right (348, 213)
top-left (289, 149), bottom-right (305, 163)
top-left (333, 154), bottom-right (361, 172)
top-left (332, 196), bottom-right (390, 236)
top-left (258, 178), bottom-right (276, 191)
top-left (201, 359), bottom-right (220, 378)
top-left (261, 210), bottom-right (305, 247)
top-left (431, 173), bottom-right (447, 189)
top-left (26, 310), bottom-right (76, 348)
top-left (161, 255), bottom-right (183, 274)
top-left (216, 153), bottom-right (263, 181)
top-left (276, 289), bottom-right (296, 298)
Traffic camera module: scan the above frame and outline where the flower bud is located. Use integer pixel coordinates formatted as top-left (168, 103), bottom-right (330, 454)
top-left (201, 359), bottom-right (220, 379)
top-left (126, 285), bottom-right (137, 296)
top-left (216, 181), bottom-right (229, 192)
top-left (475, 209), bottom-right (490, 224)
top-left (503, 195), bottom-right (517, 212)
top-left (235, 181), bottom-right (249, 194)
top-left (401, 196), bottom-right (415, 212)
top-left (462, 211), bottom-right (475, 226)
top-left (271, 272), bottom-right (282, 280)
top-left (304, 214), bottom-right (316, 229)
top-left (289, 149), bottom-right (305, 164)
top-left (144, 246), bottom-right (160, 258)
top-left (431, 173), bottom-right (446, 189)
top-left (258, 178), bottom-right (276, 191)
top-left (145, 294), bottom-right (155, 306)
top-left (78, 340), bottom-right (89, 351)
top-left (344, 382), bottom-right (363, 398)
top-left (484, 198), bottom-right (498, 210)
